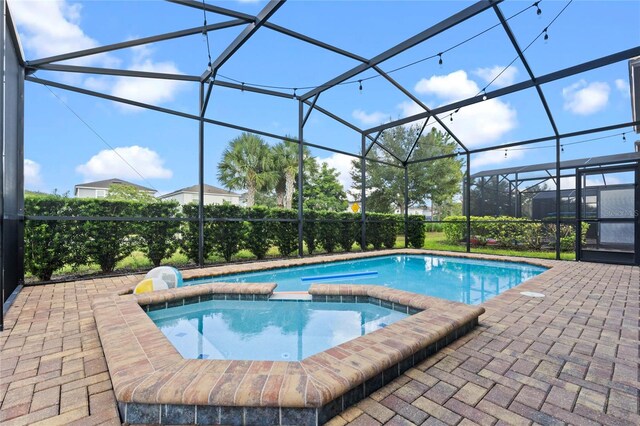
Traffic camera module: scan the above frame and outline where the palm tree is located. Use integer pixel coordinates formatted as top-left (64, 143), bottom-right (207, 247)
top-left (272, 140), bottom-right (317, 209)
top-left (217, 133), bottom-right (275, 207)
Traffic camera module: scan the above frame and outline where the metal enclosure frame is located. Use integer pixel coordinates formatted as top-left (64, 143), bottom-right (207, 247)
top-left (3, 0), bottom-right (640, 328)
top-left (576, 164), bottom-right (640, 265)
top-left (2, 1), bottom-right (26, 331)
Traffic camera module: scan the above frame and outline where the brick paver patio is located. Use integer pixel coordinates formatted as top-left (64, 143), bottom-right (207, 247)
top-left (1, 252), bottom-right (638, 425)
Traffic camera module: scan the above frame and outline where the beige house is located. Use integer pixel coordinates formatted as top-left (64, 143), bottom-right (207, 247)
top-left (159, 184), bottom-right (240, 206)
top-left (74, 178), bottom-right (156, 198)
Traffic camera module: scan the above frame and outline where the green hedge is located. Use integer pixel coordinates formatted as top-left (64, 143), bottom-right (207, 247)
top-left (244, 206), bottom-right (272, 259)
top-left (442, 216), bottom-right (588, 251)
top-left (24, 195), bottom-right (433, 281)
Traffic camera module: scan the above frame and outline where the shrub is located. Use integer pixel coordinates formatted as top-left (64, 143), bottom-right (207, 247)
top-left (138, 201), bottom-right (181, 266)
top-left (382, 215), bottom-right (399, 249)
top-left (317, 211), bottom-right (340, 253)
top-left (269, 208), bottom-right (298, 256)
top-left (442, 215), bottom-right (589, 252)
top-left (443, 216), bottom-right (466, 243)
top-left (72, 198), bottom-right (141, 273)
top-left (303, 210), bottom-right (318, 255)
top-left (406, 215), bottom-right (425, 248)
top-left (424, 221), bottom-right (443, 233)
top-left (24, 195), bottom-right (79, 281)
top-left (244, 206), bottom-right (272, 259)
top-left (208, 204), bottom-right (245, 262)
top-left (365, 213), bottom-right (385, 249)
top-left (180, 204), bottom-right (214, 264)
top-left (337, 212), bottom-right (359, 252)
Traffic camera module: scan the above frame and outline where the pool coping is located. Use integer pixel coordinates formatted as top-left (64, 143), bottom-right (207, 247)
top-left (92, 280), bottom-right (484, 425)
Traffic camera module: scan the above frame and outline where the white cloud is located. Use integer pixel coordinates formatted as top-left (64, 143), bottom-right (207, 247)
top-left (400, 70), bottom-right (518, 148)
top-left (615, 79), bottom-right (630, 98)
top-left (10, 0), bottom-right (186, 109)
top-left (110, 60), bottom-right (188, 110)
top-left (562, 80), bottom-right (610, 115)
top-left (319, 153), bottom-right (354, 192)
top-left (473, 66), bottom-right (518, 88)
top-left (352, 109), bottom-right (389, 126)
top-left (415, 70), bottom-right (477, 102)
top-left (8, 0), bottom-right (117, 66)
top-left (87, 45), bottom-right (189, 111)
top-left (470, 149), bottom-right (525, 170)
top-left (76, 146), bottom-right (172, 180)
top-left (84, 76), bottom-right (111, 92)
top-left (24, 159), bottom-right (43, 189)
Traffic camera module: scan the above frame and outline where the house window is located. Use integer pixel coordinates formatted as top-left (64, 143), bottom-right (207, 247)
top-left (96, 189), bottom-right (106, 198)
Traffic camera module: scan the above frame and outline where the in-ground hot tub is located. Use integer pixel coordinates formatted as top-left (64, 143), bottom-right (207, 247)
top-left (149, 299), bottom-right (408, 361)
top-left (93, 282), bottom-right (484, 425)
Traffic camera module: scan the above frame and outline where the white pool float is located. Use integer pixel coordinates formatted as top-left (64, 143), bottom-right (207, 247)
top-left (134, 277), bottom-right (169, 294)
top-left (145, 266), bottom-right (183, 289)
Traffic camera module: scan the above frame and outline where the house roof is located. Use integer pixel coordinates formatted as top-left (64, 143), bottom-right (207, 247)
top-left (159, 184), bottom-right (240, 199)
top-left (74, 178), bottom-right (156, 193)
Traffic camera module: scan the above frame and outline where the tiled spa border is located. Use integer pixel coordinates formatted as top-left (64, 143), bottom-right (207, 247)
top-left (93, 283), bottom-right (484, 425)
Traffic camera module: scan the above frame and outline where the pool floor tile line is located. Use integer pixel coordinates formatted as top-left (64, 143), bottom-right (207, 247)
top-left (0, 249), bottom-right (638, 426)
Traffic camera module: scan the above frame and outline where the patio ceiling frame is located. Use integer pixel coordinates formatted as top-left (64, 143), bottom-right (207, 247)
top-left (2, 0), bottom-right (640, 329)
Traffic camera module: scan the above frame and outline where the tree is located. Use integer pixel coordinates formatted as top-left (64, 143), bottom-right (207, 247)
top-left (350, 126), bottom-right (463, 213)
top-left (271, 141), bottom-right (299, 209)
top-left (217, 133), bottom-right (276, 207)
top-left (271, 140), bottom-right (316, 209)
top-left (304, 162), bottom-right (348, 211)
top-left (106, 183), bottom-right (156, 202)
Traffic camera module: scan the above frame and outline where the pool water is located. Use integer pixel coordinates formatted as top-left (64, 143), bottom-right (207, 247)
top-left (187, 255), bottom-right (547, 304)
top-left (148, 300), bottom-right (407, 361)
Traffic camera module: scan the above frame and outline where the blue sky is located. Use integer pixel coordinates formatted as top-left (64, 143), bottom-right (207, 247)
top-left (9, 0), bottom-right (640, 196)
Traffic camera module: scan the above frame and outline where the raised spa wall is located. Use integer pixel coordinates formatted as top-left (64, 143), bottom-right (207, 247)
top-left (92, 281), bottom-right (484, 426)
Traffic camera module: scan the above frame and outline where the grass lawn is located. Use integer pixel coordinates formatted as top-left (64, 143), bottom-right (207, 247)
top-left (422, 232), bottom-right (576, 261)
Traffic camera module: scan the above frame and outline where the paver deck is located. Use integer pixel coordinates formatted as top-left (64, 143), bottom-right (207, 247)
top-left (1, 250), bottom-right (638, 425)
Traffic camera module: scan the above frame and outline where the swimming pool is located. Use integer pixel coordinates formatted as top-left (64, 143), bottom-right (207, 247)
top-left (148, 300), bottom-right (408, 361)
top-left (186, 255), bottom-right (547, 304)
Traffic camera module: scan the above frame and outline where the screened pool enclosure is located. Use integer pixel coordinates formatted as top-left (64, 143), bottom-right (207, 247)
top-left (2, 0), bottom-right (640, 329)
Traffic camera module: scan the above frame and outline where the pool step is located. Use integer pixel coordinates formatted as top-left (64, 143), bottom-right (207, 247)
top-left (269, 292), bottom-right (312, 301)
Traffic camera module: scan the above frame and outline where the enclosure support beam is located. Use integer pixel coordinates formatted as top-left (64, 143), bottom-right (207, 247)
top-left (494, 5), bottom-right (563, 260)
top-left (365, 131), bottom-right (383, 158)
top-left (169, 0), bottom-right (369, 64)
top-left (202, 0), bottom-right (285, 82)
top-left (2, 4), bottom-right (25, 330)
top-left (365, 46), bottom-right (640, 134)
top-left (372, 65), bottom-right (468, 154)
top-left (404, 166), bottom-right (409, 248)
top-left (198, 83), bottom-right (205, 267)
top-left (461, 120), bottom-right (640, 156)
top-left (301, 0), bottom-right (500, 101)
top-left (24, 75), bottom-right (357, 159)
top-left (201, 80), bottom-right (215, 116)
top-left (405, 119), bottom-right (429, 163)
top-left (27, 19), bottom-right (246, 67)
top-left (298, 100), bottom-right (304, 258)
top-left (32, 64), bottom-right (201, 81)
top-left (575, 171), bottom-right (582, 260)
top-left (361, 134), bottom-right (367, 251)
top-left (466, 153), bottom-right (471, 253)
top-left (302, 94), bottom-right (320, 127)
top-left (514, 173), bottom-right (520, 217)
top-left (555, 138), bottom-right (561, 260)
